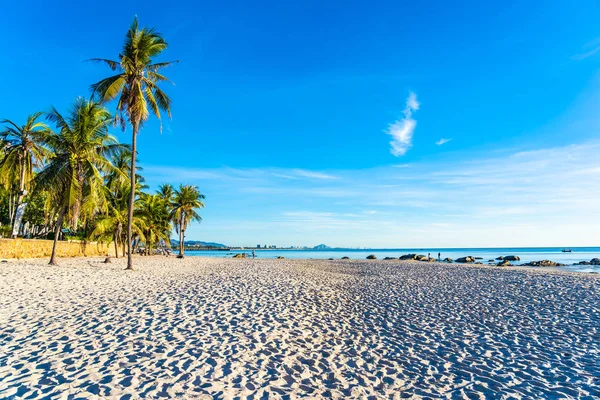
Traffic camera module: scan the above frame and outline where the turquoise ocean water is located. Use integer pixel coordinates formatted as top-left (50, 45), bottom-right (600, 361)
top-left (184, 247), bottom-right (600, 273)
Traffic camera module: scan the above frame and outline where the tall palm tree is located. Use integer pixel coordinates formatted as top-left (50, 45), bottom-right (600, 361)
top-left (171, 185), bottom-right (205, 258)
top-left (35, 98), bottom-right (125, 265)
top-left (0, 113), bottom-right (52, 237)
top-left (90, 16), bottom-right (177, 270)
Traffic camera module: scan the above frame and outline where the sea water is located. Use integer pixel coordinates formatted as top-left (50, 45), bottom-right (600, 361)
top-left (184, 247), bottom-right (600, 273)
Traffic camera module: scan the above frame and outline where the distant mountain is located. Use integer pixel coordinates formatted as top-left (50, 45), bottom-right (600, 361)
top-left (171, 239), bottom-right (228, 248)
top-left (312, 244), bottom-right (331, 250)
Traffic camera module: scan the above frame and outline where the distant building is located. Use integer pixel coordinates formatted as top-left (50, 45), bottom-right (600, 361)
top-left (257, 244), bottom-right (261, 249)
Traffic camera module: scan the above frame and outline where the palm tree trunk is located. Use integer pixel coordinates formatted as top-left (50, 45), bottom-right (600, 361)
top-left (8, 192), bottom-right (14, 226)
top-left (178, 214), bottom-right (184, 258)
top-left (114, 234), bottom-right (119, 258)
top-left (126, 124), bottom-right (138, 270)
top-left (11, 158), bottom-right (27, 238)
top-left (181, 229), bottom-right (186, 258)
top-left (49, 207), bottom-right (66, 266)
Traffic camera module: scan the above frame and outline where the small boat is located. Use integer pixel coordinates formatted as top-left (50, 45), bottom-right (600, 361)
top-left (561, 249), bottom-right (572, 253)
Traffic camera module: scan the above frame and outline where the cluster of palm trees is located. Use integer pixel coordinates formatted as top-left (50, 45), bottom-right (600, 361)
top-left (0, 18), bottom-right (204, 268)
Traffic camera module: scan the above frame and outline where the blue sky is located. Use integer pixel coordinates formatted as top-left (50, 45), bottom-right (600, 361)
top-left (2, 1), bottom-right (600, 247)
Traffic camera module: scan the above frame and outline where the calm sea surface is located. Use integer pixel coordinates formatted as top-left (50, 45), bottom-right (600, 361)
top-left (184, 247), bottom-right (600, 273)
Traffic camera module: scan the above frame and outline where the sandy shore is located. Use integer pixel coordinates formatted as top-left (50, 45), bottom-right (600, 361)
top-left (1, 257), bottom-right (599, 398)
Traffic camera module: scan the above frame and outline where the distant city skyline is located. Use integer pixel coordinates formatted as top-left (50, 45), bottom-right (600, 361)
top-left (2, 1), bottom-right (599, 246)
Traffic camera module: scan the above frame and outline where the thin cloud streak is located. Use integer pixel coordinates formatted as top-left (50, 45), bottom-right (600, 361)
top-left (436, 138), bottom-right (452, 145)
top-left (572, 37), bottom-right (600, 60)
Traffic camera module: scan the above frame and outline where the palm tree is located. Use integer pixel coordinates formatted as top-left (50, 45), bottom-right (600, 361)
top-left (0, 113), bottom-right (52, 237)
top-left (171, 185), bottom-right (205, 258)
top-left (90, 16), bottom-right (177, 270)
top-left (91, 186), bottom-right (146, 258)
top-left (138, 193), bottom-right (171, 255)
top-left (157, 183), bottom-right (174, 203)
top-left (35, 98), bottom-right (125, 265)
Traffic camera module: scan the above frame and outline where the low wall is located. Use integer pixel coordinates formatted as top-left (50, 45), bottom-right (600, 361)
top-left (0, 238), bottom-right (114, 259)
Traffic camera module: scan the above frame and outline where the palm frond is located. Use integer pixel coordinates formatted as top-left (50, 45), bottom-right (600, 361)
top-left (87, 58), bottom-right (120, 71)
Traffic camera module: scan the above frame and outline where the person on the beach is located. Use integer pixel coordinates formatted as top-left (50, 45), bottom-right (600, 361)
top-left (252, 250), bottom-right (256, 259)
top-left (438, 252), bottom-right (441, 261)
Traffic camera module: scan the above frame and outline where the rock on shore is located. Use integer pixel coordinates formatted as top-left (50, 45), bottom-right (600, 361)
top-left (523, 260), bottom-right (567, 267)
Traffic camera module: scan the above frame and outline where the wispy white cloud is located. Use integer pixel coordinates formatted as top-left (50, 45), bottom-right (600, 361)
top-left (385, 92), bottom-right (419, 156)
top-left (143, 166), bottom-right (338, 182)
top-left (436, 138), bottom-right (452, 145)
top-left (572, 37), bottom-right (600, 60)
top-left (290, 169), bottom-right (338, 180)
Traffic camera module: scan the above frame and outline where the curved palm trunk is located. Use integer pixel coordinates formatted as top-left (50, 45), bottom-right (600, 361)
top-left (11, 157), bottom-right (26, 238)
top-left (49, 207), bottom-right (66, 265)
top-left (126, 124), bottom-right (138, 270)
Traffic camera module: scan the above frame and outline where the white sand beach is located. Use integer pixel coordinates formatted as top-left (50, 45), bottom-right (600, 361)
top-left (1, 257), bottom-right (599, 398)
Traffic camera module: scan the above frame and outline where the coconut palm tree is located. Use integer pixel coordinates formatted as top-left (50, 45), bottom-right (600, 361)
top-left (171, 185), bottom-right (205, 258)
top-left (35, 98), bottom-right (125, 265)
top-left (90, 16), bottom-right (177, 270)
top-left (157, 183), bottom-right (174, 203)
top-left (138, 193), bottom-right (171, 255)
top-left (91, 186), bottom-right (146, 258)
top-left (0, 113), bottom-right (52, 237)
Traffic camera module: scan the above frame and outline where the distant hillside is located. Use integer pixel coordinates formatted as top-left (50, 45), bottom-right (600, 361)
top-left (171, 239), bottom-right (228, 248)
top-left (312, 244), bottom-right (331, 250)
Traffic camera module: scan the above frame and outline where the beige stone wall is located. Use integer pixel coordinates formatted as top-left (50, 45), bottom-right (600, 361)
top-left (0, 238), bottom-right (114, 259)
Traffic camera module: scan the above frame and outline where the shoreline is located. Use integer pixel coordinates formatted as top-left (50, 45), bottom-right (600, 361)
top-left (2, 255), bottom-right (600, 275)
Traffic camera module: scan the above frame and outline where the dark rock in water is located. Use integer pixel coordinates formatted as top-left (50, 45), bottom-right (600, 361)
top-left (443, 258), bottom-right (453, 263)
top-left (504, 255), bottom-right (520, 261)
top-left (488, 259), bottom-right (495, 262)
top-left (577, 259), bottom-right (600, 265)
top-left (474, 257), bottom-right (483, 260)
top-left (328, 258), bottom-right (334, 260)
top-left (383, 257), bottom-right (396, 260)
top-left (496, 256), bottom-right (504, 260)
top-left (399, 254), bottom-right (418, 260)
top-left (277, 256), bottom-right (285, 259)
top-left (497, 260), bottom-right (512, 266)
top-left (474, 262), bottom-right (483, 265)
top-left (523, 260), bottom-right (565, 267)
top-left (456, 256), bottom-right (475, 263)
top-left (233, 253), bottom-right (246, 258)
top-left (366, 254), bottom-right (377, 260)
top-left (341, 256), bottom-right (350, 260)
